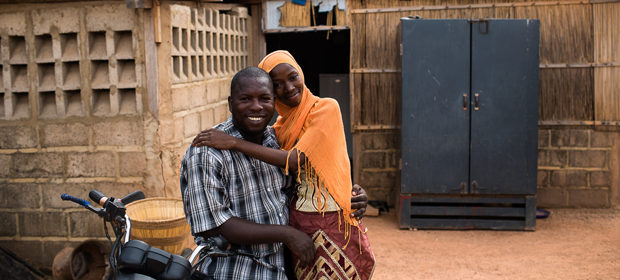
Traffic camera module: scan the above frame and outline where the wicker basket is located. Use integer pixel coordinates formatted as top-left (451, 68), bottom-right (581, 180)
top-left (125, 198), bottom-right (191, 255)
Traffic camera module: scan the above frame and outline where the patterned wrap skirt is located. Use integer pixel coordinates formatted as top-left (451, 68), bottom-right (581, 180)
top-left (288, 205), bottom-right (376, 280)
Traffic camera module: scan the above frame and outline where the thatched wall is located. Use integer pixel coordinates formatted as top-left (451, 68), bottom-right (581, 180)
top-left (348, 1), bottom-right (619, 126)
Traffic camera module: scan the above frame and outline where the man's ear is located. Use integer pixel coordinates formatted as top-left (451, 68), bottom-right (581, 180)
top-left (228, 96), bottom-right (232, 113)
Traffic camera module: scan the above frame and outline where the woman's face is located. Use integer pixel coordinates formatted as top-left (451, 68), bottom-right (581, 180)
top-left (269, 63), bottom-right (303, 107)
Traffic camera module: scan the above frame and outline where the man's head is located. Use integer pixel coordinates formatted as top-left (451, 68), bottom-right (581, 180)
top-left (228, 67), bottom-right (275, 143)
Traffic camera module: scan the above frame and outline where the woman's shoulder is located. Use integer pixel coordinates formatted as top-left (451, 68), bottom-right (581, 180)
top-left (313, 97), bottom-right (341, 114)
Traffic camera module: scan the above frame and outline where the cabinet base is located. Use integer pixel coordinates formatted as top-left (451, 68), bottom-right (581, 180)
top-left (397, 194), bottom-right (536, 231)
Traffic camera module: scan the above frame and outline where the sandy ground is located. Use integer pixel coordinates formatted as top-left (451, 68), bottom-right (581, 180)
top-left (362, 208), bottom-right (620, 280)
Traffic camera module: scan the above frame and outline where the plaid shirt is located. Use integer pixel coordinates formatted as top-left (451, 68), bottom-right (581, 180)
top-left (180, 117), bottom-right (289, 280)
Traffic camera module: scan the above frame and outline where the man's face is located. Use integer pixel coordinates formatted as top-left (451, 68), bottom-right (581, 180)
top-left (228, 76), bottom-right (275, 140)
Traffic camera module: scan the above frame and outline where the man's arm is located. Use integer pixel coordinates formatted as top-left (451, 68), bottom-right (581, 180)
top-left (182, 149), bottom-right (315, 268)
top-left (198, 217), bottom-right (315, 267)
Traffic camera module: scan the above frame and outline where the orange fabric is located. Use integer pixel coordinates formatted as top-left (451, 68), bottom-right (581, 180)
top-left (258, 51), bottom-right (358, 231)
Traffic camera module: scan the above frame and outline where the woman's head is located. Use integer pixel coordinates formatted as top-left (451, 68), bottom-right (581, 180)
top-left (258, 50), bottom-right (306, 108)
top-left (269, 63), bottom-right (303, 107)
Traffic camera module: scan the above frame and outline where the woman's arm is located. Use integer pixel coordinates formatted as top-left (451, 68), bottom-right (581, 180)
top-left (192, 128), bottom-right (306, 171)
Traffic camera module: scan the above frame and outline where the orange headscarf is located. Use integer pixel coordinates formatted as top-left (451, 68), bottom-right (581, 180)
top-left (258, 51), bottom-right (358, 231)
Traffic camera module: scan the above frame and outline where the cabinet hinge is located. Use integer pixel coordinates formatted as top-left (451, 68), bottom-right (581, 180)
top-left (400, 44), bottom-right (403, 56)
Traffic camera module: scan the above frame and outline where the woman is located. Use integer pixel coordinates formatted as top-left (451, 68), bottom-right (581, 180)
top-left (193, 51), bottom-right (375, 280)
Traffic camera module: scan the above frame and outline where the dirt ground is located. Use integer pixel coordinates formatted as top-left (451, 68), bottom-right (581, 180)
top-left (362, 208), bottom-right (620, 279)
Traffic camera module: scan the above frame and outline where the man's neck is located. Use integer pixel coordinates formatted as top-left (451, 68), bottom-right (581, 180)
top-left (232, 121), bottom-right (264, 145)
top-left (239, 131), bottom-right (263, 145)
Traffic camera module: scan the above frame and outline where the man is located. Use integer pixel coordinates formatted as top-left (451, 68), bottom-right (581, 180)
top-left (180, 67), bottom-right (366, 279)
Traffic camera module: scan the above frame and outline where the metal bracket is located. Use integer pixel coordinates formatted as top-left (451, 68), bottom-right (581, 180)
top-left (479, 20), bottom-right (489, 34)
top-left (472, 181), bottom-right (487, 191)
top-left (452, 182), bottom-right (467, 194)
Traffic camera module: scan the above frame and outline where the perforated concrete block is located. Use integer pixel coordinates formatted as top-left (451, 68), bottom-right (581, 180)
top-left (85, 4), bottom-right (135, 31)
top-left (171, 5), bottom-right (191, 28)
top-left (67, 152), bottom-right (115, 177)
top-left (0, 13), bottom-right (26, 36)
top-left (93, 120), bottom-right (144, 146)
top-left (31, 8), bottom-right (79, 35)
top-left (41, 123), bottom-right (88, 147)
top-left (13, 153), bottom-right (63, 178)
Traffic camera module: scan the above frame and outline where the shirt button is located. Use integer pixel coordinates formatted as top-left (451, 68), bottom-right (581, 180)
top-left (279, 213), bottom-right (282, 217)
top-left (267, 188), bottom-right (271, 191)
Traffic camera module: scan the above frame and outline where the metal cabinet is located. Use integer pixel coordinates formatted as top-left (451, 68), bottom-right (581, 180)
top-left (398, 19), bottom-right (539, 230)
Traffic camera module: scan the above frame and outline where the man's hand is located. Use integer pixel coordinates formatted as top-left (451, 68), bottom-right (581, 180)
top-left (192, 128), bottom-right (237, 150)
top-left (199, 217), bottom-right (316, 267)
top-left (351, 184), bottom-right (368, 220)
top-left (283, 227), bottom-right (316, 268)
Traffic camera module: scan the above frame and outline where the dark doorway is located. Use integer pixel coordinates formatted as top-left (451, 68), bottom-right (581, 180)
top-left (265, 30), bottom-right (352, 168)
top-left (265, 30), bottom-right (350, 97)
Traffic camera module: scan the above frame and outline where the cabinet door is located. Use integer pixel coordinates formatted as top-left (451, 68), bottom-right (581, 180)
top-left (470, 20), bottom-right (539, 195)
top-left (320, 74), bottom-right (352, 158)
top-left (401, 19), bottom-right (470, 194)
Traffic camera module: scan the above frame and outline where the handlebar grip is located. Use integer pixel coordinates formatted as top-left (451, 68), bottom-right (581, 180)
top-left (210, 236), bottom-right (228, 251)
top-left (89, 190), bottom-right (107, 206)
top-left (61, 194), bottom-right (91, 208)
top-left (120, 190), bottom-right (146, 205)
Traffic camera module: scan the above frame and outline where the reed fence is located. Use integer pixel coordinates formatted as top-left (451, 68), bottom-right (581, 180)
top-left (347, 0), bottom-right (620, 127)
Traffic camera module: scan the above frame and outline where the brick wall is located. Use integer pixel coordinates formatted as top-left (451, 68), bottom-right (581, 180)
top-left (537, 129), bottom-right (619, 208)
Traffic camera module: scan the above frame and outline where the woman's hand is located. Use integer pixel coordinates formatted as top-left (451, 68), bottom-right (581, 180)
top-left (192, 129), bottom-right (238, 150)
top-left (350, 184), bottom-right (368, 220)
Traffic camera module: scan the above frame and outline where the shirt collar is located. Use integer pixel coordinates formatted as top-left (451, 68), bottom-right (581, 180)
top-left (222, 116), bottom-right (280, 149)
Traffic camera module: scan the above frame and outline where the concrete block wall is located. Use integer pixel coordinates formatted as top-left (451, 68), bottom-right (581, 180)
top-left (156, 4), bottom-right (247, 198)
top-left (0, 2), bottom-right (159, 269)
top-left (357, 129), bottom-right (619, 209)
top-left (356, 131), bottom-right (400, 206)
top-left (537, 129), bottom-right (619, 208)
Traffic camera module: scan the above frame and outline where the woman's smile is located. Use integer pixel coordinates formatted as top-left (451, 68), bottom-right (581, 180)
top-left (269, 63), bottom-right (304, 107)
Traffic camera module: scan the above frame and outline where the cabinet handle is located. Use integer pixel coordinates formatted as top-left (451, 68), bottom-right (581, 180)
top-left (452, 182), bottom-right (466, 192)
top-left (462, 94), bottom-right (467, 111)
top-left (472, 181), bottom-right (486, 190)
top-left (474, 93), bottom-right (479, 111)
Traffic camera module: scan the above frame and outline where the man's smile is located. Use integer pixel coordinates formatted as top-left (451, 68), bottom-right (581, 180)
top-left (247, 116), bottom-right (265, 123)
